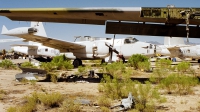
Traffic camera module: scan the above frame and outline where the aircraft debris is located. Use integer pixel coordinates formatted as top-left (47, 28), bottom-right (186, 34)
top-left (74, 99), bottom-right (91, 105)
top-left (110, 92), bottom-right (135, 111)
top-left (15, 67), bottom-right (47, 81)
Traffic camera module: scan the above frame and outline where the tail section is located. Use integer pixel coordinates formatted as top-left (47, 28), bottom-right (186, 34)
top-left (1, 25), bottom-right (8, 34)
top-left (164, 37), bottom-right (185, 45)
top-left (31, 22), bottom-right (47, 37)
top-left (29, 22), bottom-right (47, 46)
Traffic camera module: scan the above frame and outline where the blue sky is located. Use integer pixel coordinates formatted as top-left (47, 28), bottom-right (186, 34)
top-left (0, 0), bottom-right (200, 50)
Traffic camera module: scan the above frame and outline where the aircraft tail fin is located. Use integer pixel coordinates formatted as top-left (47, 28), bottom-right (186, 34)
top-left (1, 25), bottom-right (8, 34)
top-left (31, 22), bottom-right (47, 37)
top-left (29, 22), bottom-right (47, 46)
top-left (164, 37), bottom-right (185, 45)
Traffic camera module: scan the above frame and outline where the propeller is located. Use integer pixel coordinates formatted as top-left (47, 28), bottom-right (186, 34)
top-left (108, 34), bottom-right (115, 63)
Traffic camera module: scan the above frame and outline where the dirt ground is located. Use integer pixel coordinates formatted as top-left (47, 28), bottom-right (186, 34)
top-left (0, 59), bottom-right (200, 112)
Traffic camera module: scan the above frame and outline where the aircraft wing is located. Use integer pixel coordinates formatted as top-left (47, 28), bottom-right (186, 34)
top-left (167, 46), bottom-right (181, 50)
top-left (0, 7), bottom-right (200, 25)
top-left (11, 34), bottom-right (85, 52)
top-left (1, 7), bottom-right (200, 37)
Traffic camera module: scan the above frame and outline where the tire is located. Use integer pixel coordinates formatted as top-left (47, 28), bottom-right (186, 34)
top-left (73, 59), bottom-right (82, 68)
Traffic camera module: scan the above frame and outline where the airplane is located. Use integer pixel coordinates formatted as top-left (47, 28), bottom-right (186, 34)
top-left (1, 22), bottom-right (157, 67)
top-left (0, 6), bottom-right (200, 40)
top-left (157, 37), bottom-right (200, 63)
top-left (3, 22), bottom-right (60, 58)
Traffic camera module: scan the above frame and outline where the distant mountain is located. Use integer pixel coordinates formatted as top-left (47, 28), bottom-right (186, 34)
top-left (147, 41), bottom-right (162, 45)
top-left (184, 41), bottom-right (200, 45)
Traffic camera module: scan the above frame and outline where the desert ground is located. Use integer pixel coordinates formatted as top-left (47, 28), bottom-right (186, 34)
top-left (0, 59), bottom-right (200, 112)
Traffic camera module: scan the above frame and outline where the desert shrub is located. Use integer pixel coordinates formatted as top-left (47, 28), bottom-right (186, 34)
top-left (188, 68), bottom-right (197, 76)
top-left (150, 68), bottom-right (168, 84)
top-left (6, 92), bottom-right (39, 112)
top-left (77, 66), bottom-right (89, 76)
top-left (40, 55), bottom-right (73, 71)
top-left (40, 62), bottom-right (56, 72)
top-left (100, 106), bottom-right (110, 112)
top-left (38, 92), bottom-right (63, 107)
top-left (6, 107), bottom-right (17, 112)
top-left (138, 61), bottom-right (151, 71)
top-left (51, 54), bottom-right (68, 63)
top-left (97, 96), bottom-right (112, 107)
top-left (160, 74), bottom-right (199, 95)
top-left (131, 81), bottom-right (163, 112)
top-left (155, 59), bottom-right (172, 70)
top-left (61, 61), bottom-right (73, 70)
top-left (20, 62), bottom-right (37, 68)
top-left (99, 62), bottom-right (129, 99)
top-left (29, 80), bottom-right (37, 86)
top-left (176, 61), bottom-right (190, 74)
top-left (20, 78), bottom-right (29, 84)
top-left (59, 99), bottom-right (81, 112)
top-left (0, 59), bottom-right (16, 69)
top-left (0, 89), bottom-right (7, 95)
top-left (128, 54), bottom-right (149, 69)
top-left (0, 89), bottom-right (7, 100)
top-left (150, 59), bottom-right (172, 84)
top-left (19, 95), bottom-right (38, 112)
top-left (45, 72), bottom-right (58, 83)
top-left (103, 62), bottom-right (126, 76)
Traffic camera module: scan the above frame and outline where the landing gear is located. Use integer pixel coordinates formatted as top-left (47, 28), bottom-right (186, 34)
top-left (101, 59), bottom-right (105, 64)
top-left (73, 58), bottom-right (82, 68)
top-left (198, 59), bottom-right (200, 63)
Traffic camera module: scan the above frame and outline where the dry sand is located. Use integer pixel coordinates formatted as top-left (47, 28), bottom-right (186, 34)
top-left (0, 59), bottom-right (199, 111)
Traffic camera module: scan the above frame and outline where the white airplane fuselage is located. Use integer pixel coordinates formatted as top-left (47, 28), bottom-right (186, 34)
top-left (12, 46), bottom-right (60, 57)
top-left (1, 22), bottom-right (157, 65)
top-left (158, 45), bottom-right (200, 59)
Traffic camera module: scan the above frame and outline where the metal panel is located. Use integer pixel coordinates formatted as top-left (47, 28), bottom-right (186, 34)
top-left (106, 22), bottom-right (200, 38)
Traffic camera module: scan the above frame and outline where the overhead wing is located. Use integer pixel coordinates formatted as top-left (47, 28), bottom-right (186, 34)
top-left (1, 7), bottom-right (200, 37)
top-left (0, 7), bottom-right (200, 25)
top-left (11, 34), bottom-right (85, 52)
top-left (0, 7), bottom-right (140, 25)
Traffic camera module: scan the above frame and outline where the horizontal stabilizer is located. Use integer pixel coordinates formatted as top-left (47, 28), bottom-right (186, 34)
top-left (1, 25), bottom-right (8, 34)
top-left (0, 39), bottom-right (24, 43)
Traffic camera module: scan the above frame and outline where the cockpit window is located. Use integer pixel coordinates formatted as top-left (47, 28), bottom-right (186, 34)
top-left (124, 37), bottom-right (138, 44)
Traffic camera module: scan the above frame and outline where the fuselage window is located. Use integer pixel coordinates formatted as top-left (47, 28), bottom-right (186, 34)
top-left (124, 37), bottom-right (138, 44)
top-left (188, 49), bottom-right (190, 53)
top-left (45, 48), bottom-right (48, 52)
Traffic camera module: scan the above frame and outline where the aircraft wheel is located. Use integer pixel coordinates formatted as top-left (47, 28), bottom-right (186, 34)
top-left (73, 58), bottom-right (82, 68)
top-left (198, 59), bottom-right (200, 63)
top-left (101, 59), bottom-right (105, 64)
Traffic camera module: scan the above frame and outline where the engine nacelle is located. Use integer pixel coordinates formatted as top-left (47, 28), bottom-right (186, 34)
top-left (95, 41), bottom-right (110, 55)
top-left (28, 28), bottom-right (37, 34)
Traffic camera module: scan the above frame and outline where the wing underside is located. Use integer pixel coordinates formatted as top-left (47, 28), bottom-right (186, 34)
top-left (0, 7), bottom-right (200, 25)
top-left (14, 34), bottom-right (85, 52)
